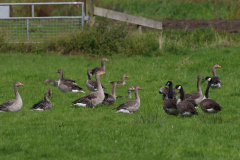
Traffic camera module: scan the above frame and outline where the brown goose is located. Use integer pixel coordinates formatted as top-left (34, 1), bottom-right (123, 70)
top-left (200, 77), bottom-right (222, 113)
top-left (31, 93), bottom-right (53, 111)
top-left (163, 81), bottom-right (179, 116)
top-left (72, 71), bottom-right (105, 108)
top-left (56, 69), bottom-right (84, 93)
top-left (203, 64), bottom-right (221, 89)
top-left (109, 74), bottom-right (129, 85)
top-left (102, 82), bottom-right (119, 105)
top-left (45, 78), bottom-right (77, 87)
top-left (90, 58), bottom-right (109, 76)
top-left (48, 88), bottom-right (53, 98)
top-left (159, 86), bottom-right (178, 100)
top-left (86, 69), bottom-right (106, 91)
top-left (113, 85), bottom-right (142, 113)
top-left (185, 75), bottom-right (203, 104)
top-left (174, 85), bottom-right (198, 117)
top-left (0, 82), bottom-right (24, 112)
top-left (116, 86), bottom-right (135, 98)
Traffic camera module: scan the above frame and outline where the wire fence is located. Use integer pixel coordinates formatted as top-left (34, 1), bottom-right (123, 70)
top-left (0, 2), bottom-right (85, 43)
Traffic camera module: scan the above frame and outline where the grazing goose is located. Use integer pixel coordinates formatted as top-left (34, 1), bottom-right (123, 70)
top-left (45, 78), bottom-right (77, 87)
top-left (109, 74), bottom-right (129, 85)
top-left (0, 82), bottom-right (24, 112)
top-left (185, 75), bottom-right (203, 104)
top-left (86, 69), bottom-right (106, 91)
top-left (203, 64), bottom-right (221, 89)
top-left (163, 81), bottom-right (179, 116)
top-left (102, 82), bottom-right (119, 105)
top-left (56, 69), bottom-right (84, 93)
top-left (31, 93), bottom-right (53, 111)
top-left (116, 86), bottom-right (135, 98)
top-left (72, 71), bottom-right (105, 108)
top-left (174, 85), bottom-right (198, 117)
top-left (200, 77), bottom-right (222, 113)
top-left (113, 85), bottom-right (142, 113)
top-left (159, 86), bottom-right (178, 100)
top-left (90, 58), bottom-right (109, 76)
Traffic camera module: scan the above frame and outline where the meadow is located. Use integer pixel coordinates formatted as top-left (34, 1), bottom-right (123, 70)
top-left (0, 46), bottom-right (240, 159)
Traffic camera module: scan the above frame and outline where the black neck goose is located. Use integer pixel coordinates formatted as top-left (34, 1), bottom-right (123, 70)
top-left (56, 69), bottom-right (84, 93)
top-left (31, 93), bottom-right (53, 111)
top-left (86, 69), bottom-right (106, 91)
top-left (102, 82), bottom-right (119, 105)
top-left (163, 81), bottom-right (179, 116)
top-left (113, 85), bottom-right (142, 113)
top-left (185, 75), bottom-right (203, 104)
top-left (0, 82), bottom-right (24, 112)
top-left (72, 71), bottom-right (105, 108)
top-left (44, 78), bottom-right (77, 87)
top-left (159, 86), bottom-right (178, 100)
top-left (174, 85), bottom-right (198, 117)
top-left (200, 77), bottom-right (222, 113)
top-left (109, 74), bottom-right (129, 85)
top-left (203, 64), bottom-right (221, 89)
top-left (116, 86), bottom-right (135, 98)
top-left (90, 58), bottom-right (109, 76)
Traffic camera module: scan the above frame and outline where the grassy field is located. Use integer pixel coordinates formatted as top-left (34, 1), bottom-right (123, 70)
top-left (0, 46), bottom-right (240, 159)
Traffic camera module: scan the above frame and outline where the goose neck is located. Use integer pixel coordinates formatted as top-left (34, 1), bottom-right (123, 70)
top-left (168, 83), bottom-right (173, 99)
top-left (135, 89), bottom-right (140, 100)
top-left (128, 91), bottom-right (132, 98)
top-left (212, 66), bottom-right (217, 77)
top-left (204, 81), bottom-right (211, 99)
top-left (96, 74), bottom-right (103, 92)
top-left (179, 88), bottom-right (185, 101)
top-left (14, 85), bottom-right (21, 100)
top-left (111, 83), bottom-right (117, 97)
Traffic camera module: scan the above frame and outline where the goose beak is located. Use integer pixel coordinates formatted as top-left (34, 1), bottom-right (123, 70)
top-left (44, 83), bottom-right (46, 85)
top-left (100, 72), bottom-right (105, 75)
top-left (133, 88), bottom-right (135, 90)
top-left (126, 76), bottom-right (129, 78)
top-left (20, 83), bottom-right (24, 86)
top-left (217, 65), bottom-right (221, 68)
top-left (106, 59), bottom-right (109, 61)
top-left (56, 71), bottom-right (58, 73)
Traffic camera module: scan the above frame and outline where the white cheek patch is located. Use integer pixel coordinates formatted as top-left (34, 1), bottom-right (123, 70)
top-left (177, 86), bottom-right (181, 90)
top-left (207, 78), bottom-right (211, 81)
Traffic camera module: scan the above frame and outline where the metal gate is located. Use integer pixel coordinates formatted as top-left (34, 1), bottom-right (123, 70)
top-left (0, 2), bottom-right (86, 42)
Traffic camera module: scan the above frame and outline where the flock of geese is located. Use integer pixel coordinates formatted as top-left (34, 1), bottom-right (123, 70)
top-left (0, 58), bottom-right (141, 114)
top-left (0, 58), bottom-right (223, 117)
top-left (159, 64), bottom-right (223, 117)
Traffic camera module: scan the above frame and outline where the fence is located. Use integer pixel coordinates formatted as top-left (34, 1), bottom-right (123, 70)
top-left (0, 2), bottom-right (85, 42)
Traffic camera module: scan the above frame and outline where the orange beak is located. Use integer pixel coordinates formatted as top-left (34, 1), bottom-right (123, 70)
top-left (106, 59), bottom-right (109, 61)
top-left (126, 76), bottom-right (129, 78)
top-left (217, 65), bottom-right (221, 68)
top-left (101, 72), bottom-right (105, 75)
top-left (20, 83), bottom-right (24, 86)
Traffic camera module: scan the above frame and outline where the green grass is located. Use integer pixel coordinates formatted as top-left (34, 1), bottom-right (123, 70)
top-left (0, 46), bottom-right (240, 159)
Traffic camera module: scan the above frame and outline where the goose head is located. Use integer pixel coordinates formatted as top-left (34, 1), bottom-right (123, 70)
top-left (128, 86), bottom-right (135, 91)
top-left (202, 77), bottom-right (212, 82)
top-left (135, 85), bottom-right (143, 90)
top-left (123, 74), bottom-right (129, 78)
top-left (96, 71), bottom-right (105, 77)
top-left (15, 82), bottom-right (24, 87)
top-left (102, 58), bottom-right (109, 62)
top-left (174, 85), bottom-right (182, 90)
top-left (213, 64), bottom-right (221, 68)
top-left (165, 81), bottom-right (172, 86)
top-left (56, 69), bottom-right (63, 74)
top-left (48, 88), bottom-right (53, 98)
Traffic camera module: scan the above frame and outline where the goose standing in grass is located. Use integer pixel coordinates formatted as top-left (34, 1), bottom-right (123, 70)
top-left (113, 85), bottom-right (142, 113)
top-left (31, 92), bottom-right (53, 111)
top-left (203, 64), bottom-right (221, 89)
top-left (86, 69), bottom-right (106, 91)
top-left (109, 74), bottom-right (129, 85)
top-left (90, 58), bottom-right (109, 76)
top-left (0, 82), bottom-right (24, 112)
top-left (174, 85), bottom-right (198, 117)
top-left (163, 81), bottom-right (179, 116)
top-left (185, 75), bottom-right (203, 104)
top-left (72, 71), bottom-right (105, 108)
top-left (56, 69), bottom-right (84, 93)
top-left (102, 82), bottom-right (119, 105)
top-left (116, 86), bottom-right (135, 98)
top-left (44, 78), bottom-right (77, 87)
top-left (159, 86), bottom-right (178, 101)
top-left (200, 77), bottom-right (222, 113)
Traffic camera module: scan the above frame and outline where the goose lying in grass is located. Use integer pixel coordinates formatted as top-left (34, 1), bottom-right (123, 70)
top-left (56, 69), bottom-right (84, 93)
top-left (90, 58), bottom-right (109, 76)
top-left (185, 75), bottom-right (203, 104)
top-left (200, 77), bottom-right (222, 113)
top-left (113, 85), bottom-right (142, 113)
top-left (203, 64), bottom-right (221, 89)
top-left (0, 82), bottom-right (24, 112)
top-left (116, 86), bottom-right (135, 98)
top-left (174, 85), bottom-right (198, 117)
top-left (31, 92), bottom-right (53, 111)
top-left (72, 71), bottom-right (105, 108)
top-left (109, 74), bottom-right (129, 85)
top-left (86, 69), bottom-right (106, 91)
top-left (102, 82), bottom-right (119, 105)
top-left (44, 78), bottom-right (77, 87)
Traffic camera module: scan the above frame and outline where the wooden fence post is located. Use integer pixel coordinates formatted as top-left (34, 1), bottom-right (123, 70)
top-left (85, 0), bottom-right (95, 26)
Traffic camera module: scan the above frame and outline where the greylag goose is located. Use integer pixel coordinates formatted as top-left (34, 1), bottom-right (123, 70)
top-left (109, 74), bottom-right (129, 85)
top-left (200, 77), bottom-right (222, 113)
top-left (163, 81), bottom-right (179, 116)
top-left (45, 78), bottom-right (77, 87)
top-left (31, 93), bottom-right (53, 111)
top-left (203, 64), bottom-right (221, 89)
top-left (185, 75), bottom-right (203, 104)
top-left (102, 82), bottom-right (119, 105)
top-left (86, 69), bottom-right (106, 91)
top-left (90, 58), bottom-right (109, 76)
top-left (72, 71), bottom-right (105, 108)
top-left (0, 82), bottom-right (24, 112)
top-left (48, 88), bottom-right (53, 98)
top-left (116, 86), bottom-right (135, 98)
top-left (174, 85), bottom-right (198, 117)
top-left (113, 85), bottom-right (142, 113)
top-left (159, 86), bottom-right (178, 100)
top-left (56, 69), bottom-right (84, 93)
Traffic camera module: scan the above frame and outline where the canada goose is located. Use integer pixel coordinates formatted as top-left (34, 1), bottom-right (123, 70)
top-left (203, 64), bottom-right (221, 89)
top-left (72, 71), bottom-right (105, 108)
top-left (200, 77), bottom-right (222, 113)
top-left (113, 85), bottom-right (142, 113)
top-left (174, 85), bottom-right (198, 117)
top-left (163, 81), bottom-right (179, 116)
top-left (159, 86), bottom-right (178, 100)
top-left (185, 75), bottom-right (203, 104)
top-left (56, 69), bottom-right (84, 93)
top-left (31, 93), bottom-right (53, 111)
top-left (44, 78), bottom-right (77, 87)
top-left (0, 82), bottom-right (24, 112)
top-left (116, 86), bottom-right (135, 98)
top-left (90, 58), bottom-right (109, 76)
top-left (86, 69), bottom-right (106, 91)
top-left (109, 74), bottom-right (129, 85)
top-left (102, 82), bottom-right (119, 105)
